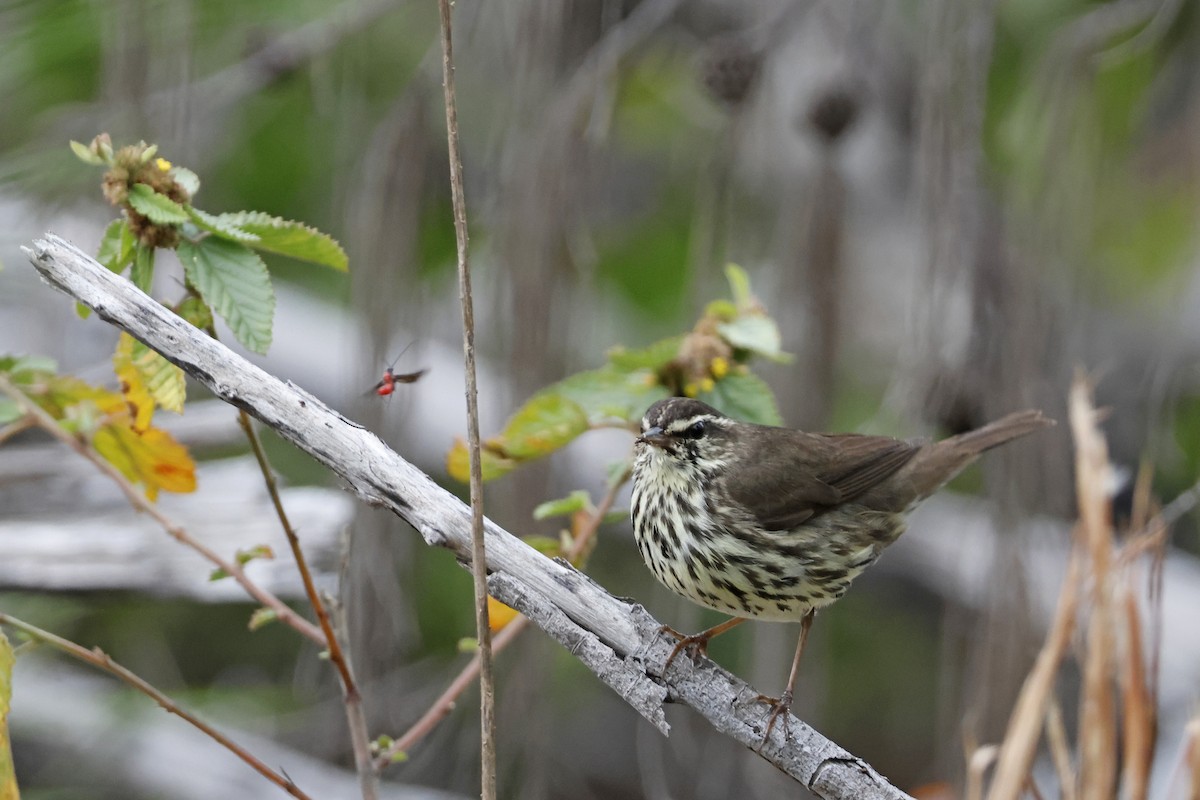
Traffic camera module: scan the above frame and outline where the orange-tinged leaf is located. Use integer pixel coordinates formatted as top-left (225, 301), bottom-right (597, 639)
top-left (446, 438), bottom-right (517, 483)
top-left (488, 595), bottom-right (520, 632)
top-left (113, 333), bottom-right (156, 431)
top-left (93, 422), bottom-right (196, 501)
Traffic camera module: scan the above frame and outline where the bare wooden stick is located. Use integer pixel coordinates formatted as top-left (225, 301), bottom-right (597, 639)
top-left (435, 0), bottom-right (496, 796)
top-left (23, 233), bottom-right (914, 800)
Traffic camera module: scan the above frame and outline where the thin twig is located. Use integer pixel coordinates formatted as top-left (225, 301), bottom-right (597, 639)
top-left (0, 415), bottom-right (36, 445)
top-left (436, 1), bottom-right (496, 797)
top-left (235, 411), bottom-right (378, 799)
top-left (0, 613), bottom-right (313, 800)
top-left (375, 469), bottom-right (629, 769)
top-left (0, 375), bottom-right (324, 645)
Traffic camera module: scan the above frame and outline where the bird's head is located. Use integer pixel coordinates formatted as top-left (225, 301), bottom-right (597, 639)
top-left (636, 397), bottom-right (734, 468)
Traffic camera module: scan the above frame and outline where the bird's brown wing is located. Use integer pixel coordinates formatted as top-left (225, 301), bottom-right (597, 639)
top-left (721, 430), bottom-right (921, 531)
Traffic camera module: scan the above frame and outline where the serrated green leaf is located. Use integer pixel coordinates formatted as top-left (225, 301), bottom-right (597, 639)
top-left (70, 139), bottom-right (104, 165)
top-left (533, 490), bottom-right (592, 520)
top-left (131, 244), bottom-right (154, 293)
top-left (172, 167), bottom-right (200, 197)
top-left (128, 183), bottom-right (189, 224)
top-left (178, 238), bottom-right (275, 354)
top-left (697, 372), bottom-right (781, 426)
top-left (186, 207), bottom-right (259, 242)
top-left (248, 607), bottom-right (278, 631)
top-left (215, 211), bottom-right (347, 271)
top-left (97, 219), bottom-right (135, 273)
top-left (717, 315), bottom-right (792, 363)
top-left (606, 336), bottom-right (682, 371)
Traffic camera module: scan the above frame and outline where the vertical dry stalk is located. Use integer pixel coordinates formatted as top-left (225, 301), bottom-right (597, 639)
top-left (1069, 376), bottom-right (1117, 800)
top-left (1118, 567), bottom-right (1154, 800)
top-left (436, 0), bottom-right (497, 796)
top-left (1186, 718), bottom-right (1200, 799)
top-left (984, 548), bottom-right (1081, 800)
top-left (1045, 699), bottom-right (1076, 800)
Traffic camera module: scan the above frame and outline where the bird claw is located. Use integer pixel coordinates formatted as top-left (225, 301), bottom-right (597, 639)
top-left (659, 625), bottom-right (712, 672)
top-left (756, 689), bottom-right (793, 748)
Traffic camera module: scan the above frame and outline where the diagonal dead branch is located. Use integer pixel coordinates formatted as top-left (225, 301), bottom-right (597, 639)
top-left (23, 233), bottom-right (913, 800)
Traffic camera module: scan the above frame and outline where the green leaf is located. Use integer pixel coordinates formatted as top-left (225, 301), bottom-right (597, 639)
top-left (236, 544), bottom-right (274, 565)
top-left (186, 207), bottom-right (260, 243)
top-left (494, 393), bottom-right (589, 460)
top-left (248, 607), bottom-right (278, 631)
top-left (698, 372), bottom-right (781, 426)
top-left (96, 219), bottom-right (135, 273)
top-left (131, 244), bottom-right (155, 293)
top-left (171, 167), bottom-right (201, 197)
top-left (75, 301), bottom-right (92, 320)
top-left (725, 263), bottom-right (753, 308)
top-left (214, 211), bottom-right (347, 271)
top-left (717, 315), bottom-right (792, 363)
top-left (0, 399), bottom-right (20, 425)
top-left (176, 296), bottom-right (214, 331)
top-left (521, 535), bottom-right (563, 557)
top-left (128, 183), bottom-right (189, 224)
top-left (555, 365), bottom-right (669, 426)
top-left (533, 490), bottom-right (592, 520)
top-left (606, 335), bottom-right (682, 371)
top-left (208, 567), bottom-right (230, 581)
top-left (178, 238), bottom-right (275, 354)
top-left (70, 139), bottom-right (104, 165)
top-left (0, 355), bottom-right (58, 380)
top-left (457, 637), bottom-right (478, 653)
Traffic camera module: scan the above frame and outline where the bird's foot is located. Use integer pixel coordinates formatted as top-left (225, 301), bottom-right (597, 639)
top-left (755, 689), bottom-right (794, 748)
top-left (659, 625), bottom-right (713, 673)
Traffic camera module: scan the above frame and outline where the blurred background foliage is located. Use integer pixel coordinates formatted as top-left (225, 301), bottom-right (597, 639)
top-left (1, 0), bottom-right (1199, 798)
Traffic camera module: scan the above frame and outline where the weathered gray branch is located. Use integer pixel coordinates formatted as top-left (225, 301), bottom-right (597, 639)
top-left (23, 233), bottom-right (914, 800)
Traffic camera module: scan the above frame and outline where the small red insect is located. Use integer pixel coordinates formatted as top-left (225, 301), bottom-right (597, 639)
top-left (368, 345), bottom-right (426, 397)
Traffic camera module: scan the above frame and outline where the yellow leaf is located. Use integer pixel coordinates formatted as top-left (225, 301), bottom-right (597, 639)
top-left (93, 422), bottom-right (197, 501)
top-left (0, 631), bottom-right (17, 800)
top-left (487, 596), bottom-right (520, 632)
top-left (113, 333), bottom-right (155, 431)
top-left (446, 438), bottom-right (517, 483)
top-left (113, 333), bottom-right (186, 430)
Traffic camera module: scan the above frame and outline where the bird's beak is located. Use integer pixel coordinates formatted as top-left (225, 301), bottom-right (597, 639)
top-left (637, 426), bottom-right (670, 448)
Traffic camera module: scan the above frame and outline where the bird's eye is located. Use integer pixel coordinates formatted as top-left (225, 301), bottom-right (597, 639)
top-left (682, 420), bottom-right (706, 439)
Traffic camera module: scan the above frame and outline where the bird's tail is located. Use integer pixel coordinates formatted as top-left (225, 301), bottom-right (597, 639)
top-left (945, 409), bottom-right (1055, 455)
top-left (905, 409), bottom-right (1054, 499)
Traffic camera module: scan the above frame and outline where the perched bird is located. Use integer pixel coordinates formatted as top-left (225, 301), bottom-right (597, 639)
top-left (630, 397), bottom-right (1051, 739)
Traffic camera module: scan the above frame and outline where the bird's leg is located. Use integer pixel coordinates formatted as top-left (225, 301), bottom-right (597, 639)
top-left (660, 616), bottom-right (746, 672)
top-left (759, 609), bottom-right (815, 745)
